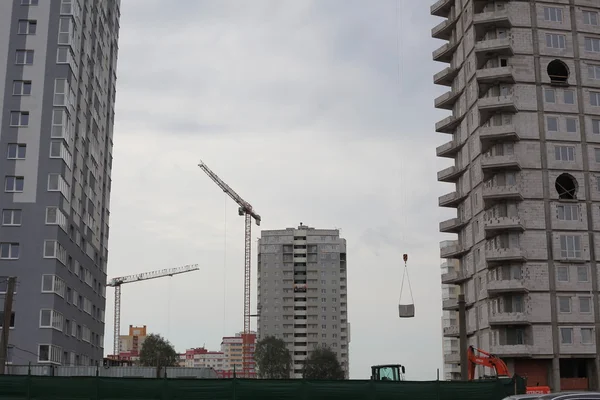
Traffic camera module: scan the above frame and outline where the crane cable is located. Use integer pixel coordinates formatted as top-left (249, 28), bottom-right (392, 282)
top-left (399, 253), bottom-right (414, 305)
top-left (223, 194), bottom-right (228, 337)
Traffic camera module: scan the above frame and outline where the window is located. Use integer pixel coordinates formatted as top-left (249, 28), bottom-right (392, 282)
top-left (566, 118), bottom-right (577, 133)
top-left (560, 235), bottom-right (582, 258)
top-left (5, 176), bottom-right (24, 192)
top-left (547, 116), bottom-right (559, 131)
top-left (53, 79), bottom-right (67, 106)
top-left (559, 296), bottom-right (571, 313)
top-left (15, 50), bottom-right (34, 65)
top-left (585, 37), bottom-right (600, 53)
top-left (38, 344), bottom-right (61, 364)
top-left (582, 328), bottom-right (594, 344)
top-left (557, 266), bottom-right (569, 282)
top-left (594, 119), bottom-right (600, 134)
top-left (579, 297), bottom-right (592, 313)
top-left (546, 34), bottom-right (566, 49)
top-left (555, 145), bottom-right (575, 161)
top-left (545, 88), bottom-right (556, 103)
top-left (557, 204), bottom-right (578, 221)
top-left (41, 275), bottom-right (66, 298)
top-left (584, 11), bottom-right (599, 26)
top-left (12, 80), bottom-right (31, 95)
top-left (21, 0), bottom-right (39, 5)
top-left (577, 266), bottom-right (589, 282)
top-left (7, 144), bottom-right (26, 159)
top-left (17, 20), bottom-right (37, 35)
top-left (2, 210), bottom-right (22, 226)
top-left (544, 7), bottom-right (563, 22)
top-left (48, 174), bottom-right (60, 191)
top-left (39, 309), bottom-right (64, 331)
top-left (560, 327), bottom-right (573, 344)
top-left (589, 65), bottom-right (600, 80)
top-left (0, 312), bottom-right (15, 329)
top-left (58, 18), bottom-right (73, 45)
top-left (10, 111), bottom-right (29, 126)
top-left (564, 90), bottom-right (575, 105)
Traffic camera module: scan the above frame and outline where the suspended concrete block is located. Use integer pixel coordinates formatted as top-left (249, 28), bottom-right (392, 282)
top-left (398, 303), bottom-right (415, 318)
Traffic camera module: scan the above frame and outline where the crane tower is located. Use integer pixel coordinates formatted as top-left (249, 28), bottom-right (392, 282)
top-left (107, 264), bottom-right (200, 357)
top-left (198, 160), bottom-right (261, 378)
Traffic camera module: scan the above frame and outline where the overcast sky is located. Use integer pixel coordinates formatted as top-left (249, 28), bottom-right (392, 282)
top-left (105, 0), bottom-right (453, 379)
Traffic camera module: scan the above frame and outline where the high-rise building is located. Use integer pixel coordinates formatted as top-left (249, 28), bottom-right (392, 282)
top-left (0, 0), bottom-right (121, 366)
top-left (116, 325), bottom-right (147, 362)
top-left (432, 0), bottom-right (600, 390)
top-left (221, 332), bottom-right (256, 377)
top-left (257, 224), bottom-right (350, 379)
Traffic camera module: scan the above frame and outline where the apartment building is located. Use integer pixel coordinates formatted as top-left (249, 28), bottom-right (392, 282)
top-left (433, 0), bottom-right (600, 390)
top-left (257, 224), bottom-right (350, 379)
top-left (221, 332), bottom-right (256, 376)
top-left (116, 325), bottom-right (147, 361)
top-left (0, 0), bottom-right (121, 365)
top-left (182, 347), bottom-right (227, 370)
top-left (440, 258), bottom-right (461, 380)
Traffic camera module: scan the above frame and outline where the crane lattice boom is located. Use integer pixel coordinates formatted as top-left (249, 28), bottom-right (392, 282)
top-left (109, 264), bottom-right (200, 357)
top-left (197, 160), bottom-right (260, 378)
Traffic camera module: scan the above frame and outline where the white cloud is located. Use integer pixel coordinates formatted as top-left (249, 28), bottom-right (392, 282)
top-left (107, 0), bottom-right (454, 379)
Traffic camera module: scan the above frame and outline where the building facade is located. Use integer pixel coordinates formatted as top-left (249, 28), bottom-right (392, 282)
top-left (221, 332), bottom-right (256, 377)
top-left (257, 224), bottom-right (350, 379)
top-left (115, 325), bottom-right (147, 362)
top-left (440, 258), bottom-right (460, 380)
top-left (432, 0), bottom-right (600, 390)
top-left (0, 0), bottom-right (120, 366)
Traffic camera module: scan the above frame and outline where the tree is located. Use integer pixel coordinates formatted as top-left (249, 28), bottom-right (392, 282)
top-left (139, 333), bottom-right (179, 367)
top-left (254, 336), bottom-right (292, 379)
top-left (302, 346), bottom-right (344, 380)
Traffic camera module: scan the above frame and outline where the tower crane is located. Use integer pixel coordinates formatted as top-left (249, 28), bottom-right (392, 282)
top-left (198, 160), bottom-right (261, 378)
top-left (107, 264), bottom-right (200, 357)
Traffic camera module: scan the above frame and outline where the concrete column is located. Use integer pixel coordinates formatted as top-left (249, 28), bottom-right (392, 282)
top-left (551, 358), bottom-right (561, 392)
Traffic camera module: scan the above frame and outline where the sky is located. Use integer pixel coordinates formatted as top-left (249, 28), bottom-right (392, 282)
top-left (105, 0), bottom-right (454, 380)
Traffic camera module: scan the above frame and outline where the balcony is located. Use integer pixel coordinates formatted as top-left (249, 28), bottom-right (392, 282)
top-left (434, 87), bottom-right (463, 110)
top-left (435, 115), bottom-right (463, 134)
top-left (440, 241), bottom-right (468, 259)
top-left (481, 154), bottom-right (521, 178)
top-left (482, 183), bottom-right (523, 206)
top-left (478, 95), bottom-right (517, 122)
top-left (432, 11), bottom-right (458, 40)
top-left (484, 216), bottom-right (525, 238)
top-left (488, 344), bottom-right (533, 357)
top-left (436, 138), bottom-right (463, 158)
top-left (441, 269), bottom-right (469, 284)
top-left (479, 125), bottom-right (520, 152)
top-left (487, 279), bottom-right (529, 296)
top-left (474, 38), bottom-right (514, 68)
top-left (439, 217), bottom-right (467, 233)
top-left (431, 0), bottom-right (454, 18)
top-left (434, 66), bottom-right (459, 87)
top-left (473, 9), bottom-right (512, 31)
top-left (442, 298), bottom-right (459, 311)
top-left (476, 66), bottom-right (515, 86)
top-left (485, 247), bottom-right (527, 266)
top-left (433, 39), bottom-right (459, 63)
top-left (444, 352), bottom-right (461, 364)
top-left (443, 325), bottom-right (459, 337)
top-left (437, 164), bottom-right (466, 183)
top-left (439, 191), bottom-right (467, 208)
top-left (488, 312), bottom-right (531, 325)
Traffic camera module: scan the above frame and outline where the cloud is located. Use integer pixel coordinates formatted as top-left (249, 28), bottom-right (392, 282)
top-left (107, 0), bottom-right (454, 380)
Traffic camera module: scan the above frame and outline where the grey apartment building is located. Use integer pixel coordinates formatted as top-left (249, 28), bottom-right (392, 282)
top-left (257, 225), bottom-right (350, 378)
top-left (0, 0), bottom-right (120, 366)
top-left (433, 0), bottom-right (600, 391)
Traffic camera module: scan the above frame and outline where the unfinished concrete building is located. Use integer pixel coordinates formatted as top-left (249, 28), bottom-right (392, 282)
top-left (432, 0), bottom-right (600, 391)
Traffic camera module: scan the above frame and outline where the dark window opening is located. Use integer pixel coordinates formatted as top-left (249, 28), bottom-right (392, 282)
top-left (547, 60), bottom-right (569, 84)
top-left (556, 173), bottom-right (578, 199)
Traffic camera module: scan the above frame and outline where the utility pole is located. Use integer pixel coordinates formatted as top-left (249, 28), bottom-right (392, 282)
top-left (458, 293), bottom-right (468, 381)
top-left (0, 277), bottom-right (17, 375)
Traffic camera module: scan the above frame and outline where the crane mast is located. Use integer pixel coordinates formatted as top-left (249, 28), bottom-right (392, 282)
top-left (107, 264), bottom-right (200, 357)
top-left (198, 160), bottom-right (261, 378)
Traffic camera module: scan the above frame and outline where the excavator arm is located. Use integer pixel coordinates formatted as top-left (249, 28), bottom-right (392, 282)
top-left (467, 346), bottom-right (510, 380)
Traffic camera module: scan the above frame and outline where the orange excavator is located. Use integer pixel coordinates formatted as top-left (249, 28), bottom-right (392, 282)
top-left (467, 346), bottom-right (551, 395)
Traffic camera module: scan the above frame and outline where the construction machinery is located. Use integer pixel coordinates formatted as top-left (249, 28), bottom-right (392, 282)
top-left (197, 160), bottom-right (261, 378)
top-left (371, 364), bottom-right (406, 381)
top-left (107, 264), bottom-right (200, 357)
top-left (467, 346), bottom-right (551, 394)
